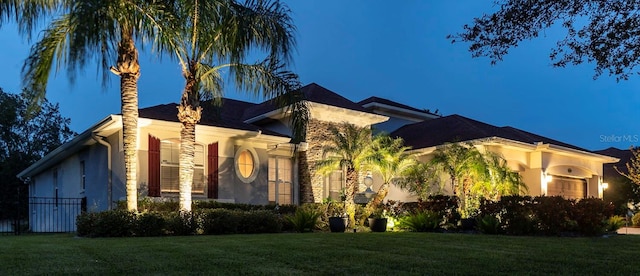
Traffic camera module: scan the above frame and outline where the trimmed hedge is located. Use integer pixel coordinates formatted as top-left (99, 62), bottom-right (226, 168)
top-left (477, 196), bottom-right (616, 236)
top-left (77, 208), bottom-right (282, 237)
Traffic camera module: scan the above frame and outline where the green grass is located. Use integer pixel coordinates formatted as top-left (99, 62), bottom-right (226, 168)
top-left (1, 232), bottom-right (637, 275)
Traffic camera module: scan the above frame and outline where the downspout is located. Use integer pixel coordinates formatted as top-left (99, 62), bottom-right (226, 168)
top-left (92, 133), bottom-right (113, 210)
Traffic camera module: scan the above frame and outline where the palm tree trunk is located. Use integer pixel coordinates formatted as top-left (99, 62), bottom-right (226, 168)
top-left (177, 73), bottom-right (202, 212)
top-left (114, 30), bottom-right (140, 212)
top-left (366, 183), bottom-right (389, 214)
top-left (344, 167), bottom-right (358, 228)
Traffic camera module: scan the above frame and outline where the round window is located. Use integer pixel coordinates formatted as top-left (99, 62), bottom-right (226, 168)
top-left (235, 146), bottom-right (259, 183)
top-left (237, 150), bottom-right (254, 178)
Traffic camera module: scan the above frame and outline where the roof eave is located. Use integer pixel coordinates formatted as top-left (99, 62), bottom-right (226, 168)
top-left (17, 115), bottom-right (119, 179)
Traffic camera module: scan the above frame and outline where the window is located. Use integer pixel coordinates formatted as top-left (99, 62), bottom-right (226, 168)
top-left (80, 161), bottom-right (86, 191)
top-left (325, 170), bottom-right (345, 201)
top-left (53, 169), bottom-right (59, 207)
top-left (160, 140), bottom-right (205, 194)
top-left (235, 147), bottom-right (259, 183)
top-left (238, 150), bottom-right (254, 178)
top-left (269, 157), bottom-right (292, 204)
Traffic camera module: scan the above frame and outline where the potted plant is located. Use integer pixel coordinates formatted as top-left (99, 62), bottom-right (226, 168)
top-left (368, 208), bottom-right (388, 232)
top-left (324, 201), bottom-right (348, 233)
top-left (328, 215), bottom-right (348, 233)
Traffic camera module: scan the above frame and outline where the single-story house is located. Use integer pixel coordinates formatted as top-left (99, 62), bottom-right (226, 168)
top-left (18, 83), bottom-right (618, 231)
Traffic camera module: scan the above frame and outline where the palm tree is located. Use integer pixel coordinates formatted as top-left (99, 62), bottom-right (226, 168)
top-left (474, 152), bottom-right (527, 201)
top-left (363, 135), bottom-right (416, 212)
top-left (21, 0), bottom-right (173, 211)
top-left (162, 0), bottom-right (307, 212)
top-left (429, 142), bottom-right (486, 217)
top-left (316, 123), bottom-right (372, 228)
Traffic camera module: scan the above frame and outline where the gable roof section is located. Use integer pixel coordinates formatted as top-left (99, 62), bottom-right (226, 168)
top-left (243, 82), bottom-right (375, 122)
top-left (358, 96), bottom-right (437, 116)
top-left (391, 114), bottom-right (590, 152)
top-left (139, 99), bottom-right (288, 137)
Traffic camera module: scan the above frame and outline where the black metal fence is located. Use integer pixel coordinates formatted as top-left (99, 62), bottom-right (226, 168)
top-left (1, 197), bottom-right (86, 235)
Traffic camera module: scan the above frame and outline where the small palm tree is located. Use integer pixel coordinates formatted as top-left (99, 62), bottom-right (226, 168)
top-left (363, 135), bottom-right (416, 211)
top-left (473, 152), bottom-right (527, 201)
top-left (315, 123), bottom-right (372, 228)
top-left (162, 0), bottom-right (307, 211)
top-left (20, 0), bottom-right (174, 211)
top-left (429, 142), bottom-right (486, 217)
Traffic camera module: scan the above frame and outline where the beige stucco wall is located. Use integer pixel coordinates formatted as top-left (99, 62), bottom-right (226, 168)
top-left (385, 142), bottom-right (612, 202)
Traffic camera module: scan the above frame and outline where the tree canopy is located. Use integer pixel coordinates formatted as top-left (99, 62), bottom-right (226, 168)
top-left (0, 88), bottom-right (75, 219)
top-left (449, 0), bottom-right (640, 81)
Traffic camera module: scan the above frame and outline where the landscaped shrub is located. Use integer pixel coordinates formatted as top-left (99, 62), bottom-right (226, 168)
top-left (286, 207), bottom-right (321, 233)
top-left (83, 210), bottom-right (136, 237)
top-left (533, 196), bottom-right (575, 236)
top-left (632, 213), bottom-right (640, 227)
top-left (573, 198), bottom-right (615, 236)
top-left (397, 211), bottom-right (442, 232)
top-left (606, 215), bottom-right (626, 232)
top-left (163, 211), bottom-right (198, 236)
top-left (476, 215), bottom-right (502, 235)
top-left (201, 209), bottom-right (241, 235)
top-left (398, 196), bottom-right (461, 228)
top-left (134, 212), bottom-right (166, 237)
top-left (493, 196), bottom-right (536, 235)
top-left (238, 210), bottom-right (281, 234)
top-left (76, 212), bottom-right (98, 237)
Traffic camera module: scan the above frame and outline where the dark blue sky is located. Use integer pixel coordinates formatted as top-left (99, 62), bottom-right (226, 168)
top-left (0, 1), bottom-right (638, 151)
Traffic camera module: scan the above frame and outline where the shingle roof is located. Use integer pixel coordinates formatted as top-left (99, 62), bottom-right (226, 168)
top-left (593, 147), bottom-right (632, 176)
top-left (357, 96), bottom-right (437, 116)
top-left (138, 99), bottom-right (288, 137)
top-left (243, 82), bottom-right (374, 120)
top-left (391, 114), bottom-right (589, 152)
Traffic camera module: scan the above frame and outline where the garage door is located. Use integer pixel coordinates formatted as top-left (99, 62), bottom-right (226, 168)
top-left (547, 176), bottom-right (587, 199)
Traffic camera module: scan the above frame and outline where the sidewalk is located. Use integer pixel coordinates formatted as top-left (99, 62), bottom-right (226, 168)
top-left (617, 227), bottom-right (640, 235)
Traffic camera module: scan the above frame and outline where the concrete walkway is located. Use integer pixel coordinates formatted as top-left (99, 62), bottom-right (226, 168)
top-left (617, 227), bottom-right (640, 235)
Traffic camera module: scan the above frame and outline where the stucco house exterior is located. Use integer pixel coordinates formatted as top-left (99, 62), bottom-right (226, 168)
top-left (18, 83), bottom-right (618, 231)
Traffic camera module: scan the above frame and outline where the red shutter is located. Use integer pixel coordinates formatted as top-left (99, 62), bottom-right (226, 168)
top-left (148, 135), bottom-right (161, 197)
top-left (208, 142), bottom-right (219, 199)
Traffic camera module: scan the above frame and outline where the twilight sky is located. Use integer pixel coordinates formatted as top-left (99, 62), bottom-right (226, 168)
top-left (0, 1), bottom-right (638, 151)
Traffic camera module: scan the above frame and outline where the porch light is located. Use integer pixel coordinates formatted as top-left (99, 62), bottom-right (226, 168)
top-left (544, 174), bottom-right (553, 183)
top-left (602, 182), bottom-right (609, 190)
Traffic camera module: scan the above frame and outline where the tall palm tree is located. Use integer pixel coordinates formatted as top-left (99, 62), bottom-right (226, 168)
top-left (363, 135), bottom-right (416, 211)
top-left (162, 0), bottom-right (307, 212)
top-left (0, 1), bottom-right (62, 37)
top-left (316, 123), bottom-right (372, 228)
top-left (21, 0), bottom-right (173, 211)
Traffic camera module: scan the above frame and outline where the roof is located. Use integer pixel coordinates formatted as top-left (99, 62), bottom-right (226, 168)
top-left (594, 147), bottom-right (633, 177)
top-left (391, 114), bottom-right (591, 152)
top-left (243, 82), bottom-right (374, 121)
top-left (139, 99), bottom-right (288, 137)
top-left (358, 96), bottom-right (437, 116)
top-left (18, 115), bottom-right (119, 178)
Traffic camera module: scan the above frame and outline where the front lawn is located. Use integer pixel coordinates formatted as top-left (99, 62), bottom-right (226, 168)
top-left (1, 232), bottom-right (636, 275)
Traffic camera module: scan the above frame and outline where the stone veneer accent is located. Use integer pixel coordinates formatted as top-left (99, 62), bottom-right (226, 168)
top-left (298, 119), bottom-right (345, 203)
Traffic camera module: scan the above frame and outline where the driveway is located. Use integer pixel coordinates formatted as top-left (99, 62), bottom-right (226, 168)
top-left (617, 227), bottom-right (640, 235)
